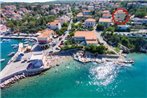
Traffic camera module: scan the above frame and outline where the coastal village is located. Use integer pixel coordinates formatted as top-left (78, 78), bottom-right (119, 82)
top-left (0, 1), bottom-right (147, 88)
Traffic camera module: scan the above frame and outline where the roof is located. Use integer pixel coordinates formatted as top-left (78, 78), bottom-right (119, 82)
top-left (83, 10), bottom-right (91, 13)
top-left (38, 29), bottom-right (55, 38)
top-left (85, 18), bottom-right (96, 22)
top-left (86, 40), bottom-right (98, 44)
top-left (59, 15), bottom-right (70, 21)
top-left (47, 20), bottom-right (60, 25)
top-left (99, 18), bottom-right (112, 23)
top-left (77, 12), bottom-right (83, 17)
top-left (102, 13), bottom-right (111, 17)
top-left (74, 31), bottom-right (98, 44)
top-left (30, 53), bottom-right (43, 60)
top-left (102, 10), bottom-right (110, 14)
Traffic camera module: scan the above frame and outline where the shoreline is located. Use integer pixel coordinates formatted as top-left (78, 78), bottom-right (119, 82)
top-left (0, 38), bottom-right (134, 89)
top-left (0, 48), bottom-right (133, 89)
top-left (73, 51), bottom-right (134, 65)
top-left (0, 53), bottom-right (73, 89)
top-left (0, 49), bottom-right (135, 89)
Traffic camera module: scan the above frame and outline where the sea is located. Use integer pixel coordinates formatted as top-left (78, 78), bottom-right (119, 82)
top-left (1, 39), bottom-right (147, 98)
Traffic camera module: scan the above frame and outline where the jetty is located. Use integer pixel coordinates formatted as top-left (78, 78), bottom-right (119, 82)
top-left (0, 35), bottom-right (38, 42)
top-left (0, 43), bottom-right (49, 88)
top-left (73, 51), bottom-right (134, 64)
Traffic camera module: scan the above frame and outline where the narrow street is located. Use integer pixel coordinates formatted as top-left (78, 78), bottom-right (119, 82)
top-left (44, 7), bottom-right (73, 54)
top-left (94, 29), bottom-right (119, 55)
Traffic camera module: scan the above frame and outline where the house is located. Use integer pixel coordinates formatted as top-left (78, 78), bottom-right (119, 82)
top-left (82, 10), bottom-right (91, 16)
top-left (131, 18), bottom-right (147, 25)
top-left (0, 24), bottom-right (7, 35)
top-left (102, 10), bottom-right (111, 18)
top-left (73, 31), bottom-right (98, 45)
top-left (47, 20), bottom-right (61, 30)
top-left (27, 53), bottom-right (46, 70)
top-left (102, 10), bottom-right (110, 14)
top-left (116, 25), bottom-right (131, 31)
top-left (37, 29), bottom-right (56, 48)
top-left (77, 12), bottom-right (84, 20)
top-left (88, 5), bottom-right (95, 11)
top-left (114, 10), bottom-right (127, 22)
top-left (102, 13), bottom-right (112, 18)
top-left (58, 15), bottom-right (70, 25)
top-left (99, 18), bottom-right (112, 27)
top-left (84, 18), bottom-right (96, 28)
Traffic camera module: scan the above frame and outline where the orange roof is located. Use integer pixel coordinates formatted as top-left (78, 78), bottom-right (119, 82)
top-left (102, 13), bottom-right (111, 17)
top-left (38, 29), bottom-right (55, 38)
top-left (77, 13), bottom-right (83, 17)
top-left (85, 18), bottom-right (96, 22)
top-left (99, 18), bottom-right (112, 23)
top-left (102, 10), bottom-right (110, 14)
top-left (74, 31), bottom-right (98, 44)
top-left (47, 20), bottom-right (60, 25)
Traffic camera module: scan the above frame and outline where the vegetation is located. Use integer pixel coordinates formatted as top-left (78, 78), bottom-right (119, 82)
top-left (135, 9), bottom-right (147, 18)
top-left (69, 32), bottom-right (74, 37)
top-left (85, 45), bottom-right (107, 54)
top-left (61, 45), bottom-right (83, 50)
top-left (6, 15), bottom-right (56, 33)
top-left (102, 32), bottom-right (147, 52)
top-left (96, 24), bottom-right (104, 31)
top-left (56, 27), bottom-right (67, 35)
top-left (104, 26), bottom-right (115, 33)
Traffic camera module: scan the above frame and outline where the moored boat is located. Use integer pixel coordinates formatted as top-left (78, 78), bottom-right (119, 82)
top-left (8, 52), bottom-right (15, 57)
top-left (0, 59), bottom-right (5, 62)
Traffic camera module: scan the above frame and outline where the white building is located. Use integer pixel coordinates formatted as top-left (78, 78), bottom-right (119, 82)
top-left (47, 20), bottom-right (61, 30)
top-left (58, 15), bottom-right (70, 25)
top-left (131, 18), bottom-right (147, 25)
top-left (117, 25), bottom-right (130, 31)
top-left (73, 31), bottom-right (98, 45)
top-left (84, 18), bottom-right (96, 28)
top-left (88, 6), bottom-right (95, 11)
top-left (37, 29), bottom-right (56, 48)
top-left (82, 10), bottom-right (91, 16)
top-left (99, 18), bottom-right (112, 27)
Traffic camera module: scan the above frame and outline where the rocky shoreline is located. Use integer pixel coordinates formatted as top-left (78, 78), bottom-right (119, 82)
top-left (0, 50), bottom-right (74, 89)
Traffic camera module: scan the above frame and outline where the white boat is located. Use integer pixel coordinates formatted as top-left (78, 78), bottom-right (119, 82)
top-left (124, 60), bottom-right (134, 64)
top-left (2, 39), bottom-right (11, 42)
top-left (0, 59), bottom-right (5, 62)
top-left (24, 41), bottom-right (29, 44)
top-left (11, 44), bottom-right (18, 49)
top-left (8, 52), bottom-right (15, 57)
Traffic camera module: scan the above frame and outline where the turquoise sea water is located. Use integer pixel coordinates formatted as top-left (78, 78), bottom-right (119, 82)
top-left (0, 39), bottom-right (22, 70)
top-left (1, 39), bottom-right (147, 98)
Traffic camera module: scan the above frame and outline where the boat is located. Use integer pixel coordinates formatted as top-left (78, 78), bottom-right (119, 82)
top-left (8, 52), bottom-right (15, 57)
top-left (11, 44), bottom-right (18, 49)
top-left (124, 59), bottom-right (134, 64)
top-left (2, 39), bottom-right (11, 42)
top-left (0, 59), bottom-right (5, 62)
top-left (24, 41), bottom-right (29, 44)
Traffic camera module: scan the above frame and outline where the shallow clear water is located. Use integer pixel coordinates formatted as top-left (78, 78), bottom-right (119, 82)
top-left (0, 39), bottom-right (21, 70)
top-left (0, 38), bottom-right (35, 70)
top-left (1, 39), bottom-right (147, 98)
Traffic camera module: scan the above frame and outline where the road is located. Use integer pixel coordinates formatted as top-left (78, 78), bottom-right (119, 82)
top-left (94, 29), bottom-right (119, 55)
top-left (44, 7), bottom-right (73, 54)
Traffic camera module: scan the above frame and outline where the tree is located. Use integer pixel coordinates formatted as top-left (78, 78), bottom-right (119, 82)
top-left (96, 24), bottom-right (104, 31)
top-left (85, 45), bottom-right (107, 54)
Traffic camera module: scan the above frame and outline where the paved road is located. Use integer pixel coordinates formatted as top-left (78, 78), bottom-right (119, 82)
top-left (44, 7), bottom-right (73, 54)
top-left (94, 30), bottom-right (119, 55)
